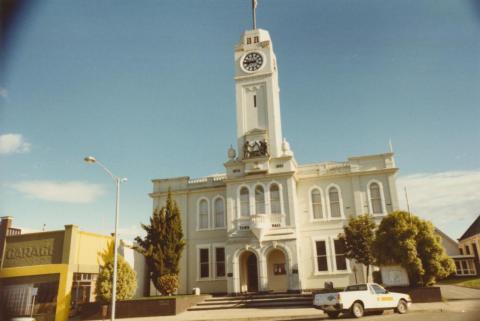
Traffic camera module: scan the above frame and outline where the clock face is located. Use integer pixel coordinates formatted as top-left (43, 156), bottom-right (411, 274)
top-left (242, 52), bottom-right (264, 72)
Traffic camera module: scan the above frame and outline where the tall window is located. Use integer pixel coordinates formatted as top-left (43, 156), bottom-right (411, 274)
top-left (199, 248), bottom-right (209, 278)
top-left (333, 239), bottom-right (347, 271)
top-left (315, 240), bottom-right (328, 272)
top-left (215, 247), bottom-right (226, 277)
top-left (369, 182), bottom-right (383, 214)
top-left (255, 185), bottom-right (265, 214)
top-left (214, 198), bottom-right (225, 228)
top-left (240, 187), bottom-right (250, 216)
top-left (329, 187), bottom-right (341, 218)
top-left (270, 184), bottom-right (281, 213)
top-left (198, 199), bottom-right (209, 229)
top-left (311, 189), bottom-right (323, 219)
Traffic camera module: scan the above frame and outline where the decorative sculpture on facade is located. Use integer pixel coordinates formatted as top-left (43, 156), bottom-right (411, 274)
top-left (243, 139), bottom-right (269, 159)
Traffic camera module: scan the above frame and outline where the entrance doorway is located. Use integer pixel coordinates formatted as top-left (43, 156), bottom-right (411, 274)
top-left (267, 249), bottom-right (288, 292)
top-left (240, 251), bottom-right (258, 293)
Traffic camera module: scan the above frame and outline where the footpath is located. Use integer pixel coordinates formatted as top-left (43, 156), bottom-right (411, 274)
top-left (92, 285), bottom-right (480, 321)
top-left (102, 299), bottom-right (480, 321)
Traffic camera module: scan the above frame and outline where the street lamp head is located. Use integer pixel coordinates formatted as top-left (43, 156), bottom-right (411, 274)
top-left (84, 156), bottom-right (96, 164)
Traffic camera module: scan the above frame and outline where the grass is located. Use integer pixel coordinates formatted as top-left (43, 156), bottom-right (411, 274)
top-left (438, 277), bottom-right (480, 289)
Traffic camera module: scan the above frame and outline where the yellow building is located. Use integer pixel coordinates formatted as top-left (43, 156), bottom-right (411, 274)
top-left (0, 217), bottom-right (113, 321)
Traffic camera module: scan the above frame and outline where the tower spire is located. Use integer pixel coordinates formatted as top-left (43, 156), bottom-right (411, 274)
top-left (252, 0), bottom-right (258, 29)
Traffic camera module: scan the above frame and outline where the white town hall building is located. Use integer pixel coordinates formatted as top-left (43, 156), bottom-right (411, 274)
top-left (150, 19), bottom-right (400, 295)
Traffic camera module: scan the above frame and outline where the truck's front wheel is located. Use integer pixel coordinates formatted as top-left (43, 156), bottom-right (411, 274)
top-left (351, 302), bottom-right (364, 318)
top-left (326, 311), bottom-right (340, 319)
top-left (395, 299), bottom-right (408, 314)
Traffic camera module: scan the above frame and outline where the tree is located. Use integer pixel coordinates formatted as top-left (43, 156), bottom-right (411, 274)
top-left (339, 214), bottom-right (376, 282)
top-left (95, 242), bottom-right (137, 302)
top-left (373, 211), bottom-right (455, 286)
top-left (135, 191), bottom-right (186, 294)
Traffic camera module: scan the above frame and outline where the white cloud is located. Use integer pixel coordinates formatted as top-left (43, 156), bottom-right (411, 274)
top-left (118, 225), bottom-right (145, 241)
top-left (397, 170), bottom-right (480, 229)
top-left (0, 133), bottom-right (31, 154)
top-left (12, 180), bottom-right (105, 203)
top-left (0, 87), bottom-right (7, 98)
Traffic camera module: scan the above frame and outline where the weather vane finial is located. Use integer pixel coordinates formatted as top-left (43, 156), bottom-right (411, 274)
top-left (252, 0), bottom-right (258, 29)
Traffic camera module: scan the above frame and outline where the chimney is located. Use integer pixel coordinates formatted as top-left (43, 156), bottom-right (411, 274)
top-left (0, 216), bottom-right (13, 267)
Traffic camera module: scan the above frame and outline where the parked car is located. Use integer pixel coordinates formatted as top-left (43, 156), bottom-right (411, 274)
top-left (313, 283), bottom-right (411, 318)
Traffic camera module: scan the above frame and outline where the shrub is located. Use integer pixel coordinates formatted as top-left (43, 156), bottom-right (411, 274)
top-left (157, 274), bottom-right (179, 295)
top-left (374, 211), bottom-right (455, 286)
top-left (96, 243), bottom-right (137, 302)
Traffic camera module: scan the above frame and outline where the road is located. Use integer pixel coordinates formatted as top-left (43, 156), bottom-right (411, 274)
top-left (277, 310), bottom-right (480, 321)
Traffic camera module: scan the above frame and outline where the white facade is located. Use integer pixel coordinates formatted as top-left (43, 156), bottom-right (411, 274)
top-left (150, 28), bottom-right (400, 294)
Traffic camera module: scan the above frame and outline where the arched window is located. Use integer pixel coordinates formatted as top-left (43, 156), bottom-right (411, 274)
top-left (198, 199), bottom-right (209, 229)
top-left (240, 187), bottom-right (250, 217)
top-left (369, 182), bottom-right (383, 214)
top-left (214, 198), bottom-right (225, 228)
top-left (311, 189), bottom-right (323, 219)
top-left (255, 185), bottom-right (265, 214)
top-left (270, 184), bottom-right (281, 214)
top-left (329, 187), bottom-right (341, 218)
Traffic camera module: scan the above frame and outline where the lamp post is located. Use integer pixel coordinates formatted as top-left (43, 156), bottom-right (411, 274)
top-left (84, 156), bottom-right (126, 321)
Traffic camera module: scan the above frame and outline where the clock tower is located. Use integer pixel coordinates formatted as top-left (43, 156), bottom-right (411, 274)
top-left (234, 28), bottom-right (284, 160)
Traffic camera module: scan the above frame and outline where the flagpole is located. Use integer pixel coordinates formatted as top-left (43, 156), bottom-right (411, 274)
top-left (252, 0), bottom-right (257, 29)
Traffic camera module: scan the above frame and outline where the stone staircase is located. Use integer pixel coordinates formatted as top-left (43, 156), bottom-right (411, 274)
top-left (188, 292), bottom-right (314, 311)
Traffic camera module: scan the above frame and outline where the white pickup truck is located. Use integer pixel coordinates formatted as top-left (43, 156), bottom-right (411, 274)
top-left (313, 283), bottom-right (411, 318)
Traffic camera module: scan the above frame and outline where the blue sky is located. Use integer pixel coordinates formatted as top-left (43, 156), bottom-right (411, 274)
top-left (0, 0), bottom-right (479, 240)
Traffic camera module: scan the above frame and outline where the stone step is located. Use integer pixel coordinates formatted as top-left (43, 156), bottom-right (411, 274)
top-left (206, 293), bottom-right (312, 302)
top-left (188, 293), bottom-right (314, 311)
top-left (200, 296), bottom-right (312, 305)
top-left (188, 299), bottom-right (313, 311)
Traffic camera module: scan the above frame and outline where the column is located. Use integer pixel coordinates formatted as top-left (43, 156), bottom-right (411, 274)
top-left (258, 255), bottom-right (268, 292)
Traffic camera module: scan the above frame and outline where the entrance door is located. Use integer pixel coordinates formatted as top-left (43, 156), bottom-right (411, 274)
top-left (247, 253), bottom-right (258, 292)
top-left (267, 249), bottom-right (288, 292)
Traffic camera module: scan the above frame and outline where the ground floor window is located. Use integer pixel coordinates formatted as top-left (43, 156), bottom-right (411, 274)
top-left (455, 259), bottom-right (476, 276)
top-left (315, 240), bottom-right (328, 272)
top-left (70, 273), bottom-right (98, 314)
top-left (199, 248), bottom-right (210, 278)
top-left (333, 239), bottom-right (347, 271)
top-left (215, 247), bottom-right (225, 278)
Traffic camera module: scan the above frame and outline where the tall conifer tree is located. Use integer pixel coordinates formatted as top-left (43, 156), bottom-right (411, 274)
top-left (135, 191), bottom-right (185, 293)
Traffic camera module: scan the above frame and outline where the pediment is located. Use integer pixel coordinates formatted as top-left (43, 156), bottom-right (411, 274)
top-left (245, 128), bottom-right (267, 136)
